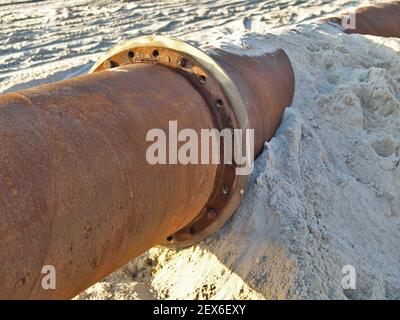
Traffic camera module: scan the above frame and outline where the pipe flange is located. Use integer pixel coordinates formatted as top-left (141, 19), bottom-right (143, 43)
top-left (90, 35), bottom-right (249, 248)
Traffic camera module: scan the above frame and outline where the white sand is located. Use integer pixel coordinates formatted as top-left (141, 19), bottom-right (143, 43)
top-left (1, 0), bottom-right (399, 300)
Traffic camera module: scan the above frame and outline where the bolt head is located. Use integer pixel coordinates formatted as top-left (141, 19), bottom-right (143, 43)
top-left (206, 208), bottom-right (217, 221)
top-left (222, 186), bottom-right (230, 195)
top-left (176, 58), bottom-right (185, 67)
top-left (216, 99), bottom-right (224, 108)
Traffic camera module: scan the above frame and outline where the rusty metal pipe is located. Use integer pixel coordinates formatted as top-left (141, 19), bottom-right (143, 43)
top-left (0, 37), bottom-right (294, 299)
top-left (326, 1), bottom-right (400, 37)
top-left (210, 50), bottom-right (296, 156)
top-left (0, 63), bottom-right (219, 299)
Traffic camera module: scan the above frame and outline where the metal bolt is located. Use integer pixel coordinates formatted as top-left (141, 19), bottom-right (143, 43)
top-left (216, 99), bottom-right (224, 108)
top-left (205, 208), bottom-right (217, 221)
top-left (176, 58), bottom-right (186, 67)
top-left (222, 186), bottom-right (229, 195)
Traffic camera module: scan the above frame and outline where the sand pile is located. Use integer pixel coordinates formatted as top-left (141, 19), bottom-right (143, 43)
top-left (77, 25), bottom-right (400, 300)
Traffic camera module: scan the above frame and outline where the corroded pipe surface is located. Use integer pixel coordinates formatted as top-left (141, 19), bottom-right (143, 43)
top-left (211, 50), bottom-right (295, 156)
top-left (0, 43), bottom-right (294, 299)
top-left (0, 64), bottom-right (218, 299)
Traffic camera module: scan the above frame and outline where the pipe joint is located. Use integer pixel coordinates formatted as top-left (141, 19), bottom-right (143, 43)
top-left (91, 36), bottom-right (250, 248)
